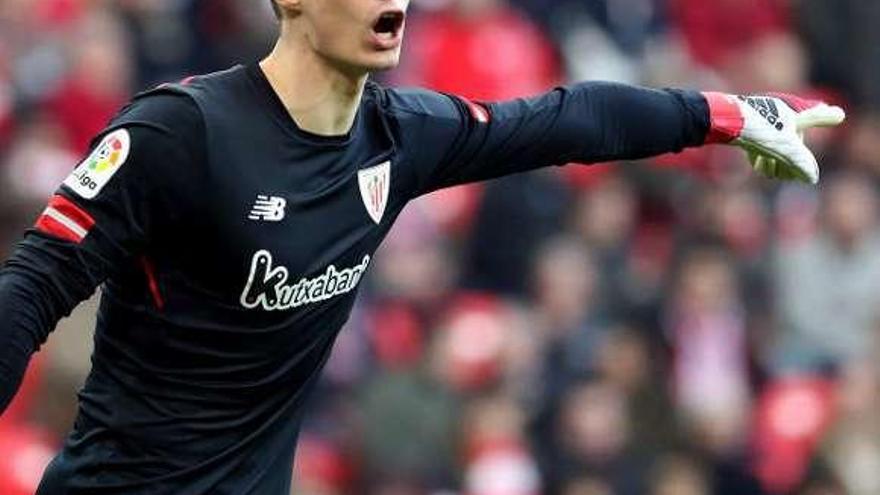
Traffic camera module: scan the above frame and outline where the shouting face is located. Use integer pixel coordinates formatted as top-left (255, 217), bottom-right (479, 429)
top-left (276, 0), bottom-right (410, 74)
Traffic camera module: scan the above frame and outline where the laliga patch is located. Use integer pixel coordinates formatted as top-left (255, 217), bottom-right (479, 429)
top-left (358, 160), bottom-right (391, 224)
top-left (64, 129), bottom-right (131, 199)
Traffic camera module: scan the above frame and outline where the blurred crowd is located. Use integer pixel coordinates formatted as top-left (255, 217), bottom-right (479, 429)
top-left (1, 0), bottom-right (880, 494)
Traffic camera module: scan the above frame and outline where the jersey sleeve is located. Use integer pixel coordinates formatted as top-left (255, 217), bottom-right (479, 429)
top-left (385, 82), bottom-right (711, 196)
top-left (0, 92), bottom-right (204, 415)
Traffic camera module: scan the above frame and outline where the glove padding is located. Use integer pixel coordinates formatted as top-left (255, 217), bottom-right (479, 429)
top-left (703, 92), bottom-right (846, 184)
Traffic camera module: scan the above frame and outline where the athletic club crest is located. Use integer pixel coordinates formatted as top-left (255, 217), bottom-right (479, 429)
top-left (358, 161), bottom-right (390, 224)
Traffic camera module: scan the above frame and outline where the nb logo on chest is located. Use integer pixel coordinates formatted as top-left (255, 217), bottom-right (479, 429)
top-left (239, 250), bottom-right (370, 311)
top-left (248, 195), bottom-right (287, 222)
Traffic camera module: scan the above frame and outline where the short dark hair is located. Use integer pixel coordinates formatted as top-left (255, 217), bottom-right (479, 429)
top-left (270, 0), bottom-right (281, 19)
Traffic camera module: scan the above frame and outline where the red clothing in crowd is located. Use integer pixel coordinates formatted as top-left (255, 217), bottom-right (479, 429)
top-left (44, 77), bottom-right (126, 155)
top-left (670, 0), bottom-right (791, 68)
top-left (401, 8), bottom-right (559, 101)
top-left (397, 7), bottom-right (561, 231)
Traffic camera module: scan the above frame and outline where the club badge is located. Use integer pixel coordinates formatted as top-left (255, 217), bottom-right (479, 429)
top-left (357, 160), bottom-right (390, 224)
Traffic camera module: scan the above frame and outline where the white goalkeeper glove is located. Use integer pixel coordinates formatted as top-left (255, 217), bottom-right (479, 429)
top-left (702, 92), bottom-right (846, 184)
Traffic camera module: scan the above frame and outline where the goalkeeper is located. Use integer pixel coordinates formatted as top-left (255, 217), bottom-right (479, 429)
top-left (0, 0), bottom-right (844, 493)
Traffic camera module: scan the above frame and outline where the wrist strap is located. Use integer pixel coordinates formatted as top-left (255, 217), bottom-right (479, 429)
top-left (703, 92), bottom-right (745, 144)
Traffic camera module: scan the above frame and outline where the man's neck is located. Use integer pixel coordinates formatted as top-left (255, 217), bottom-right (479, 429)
top-left (260, 34), bottom-right (367, 137)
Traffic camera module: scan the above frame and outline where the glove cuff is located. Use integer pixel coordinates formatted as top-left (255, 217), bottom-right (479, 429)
top-left (702, 92), bottom-right (745, 144)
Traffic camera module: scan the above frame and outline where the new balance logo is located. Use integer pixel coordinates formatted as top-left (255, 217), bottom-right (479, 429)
top-left (248, 195), bottom-right (287, 222)
top-left (739, 96), bottom-right (785, 131)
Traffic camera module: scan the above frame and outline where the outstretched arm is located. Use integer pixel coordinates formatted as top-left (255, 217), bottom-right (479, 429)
top-left (385, 82), bottom-right (844, 197)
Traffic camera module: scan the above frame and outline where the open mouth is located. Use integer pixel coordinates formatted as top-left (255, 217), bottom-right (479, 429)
top-left (372, 11), bottom-right (405, 40)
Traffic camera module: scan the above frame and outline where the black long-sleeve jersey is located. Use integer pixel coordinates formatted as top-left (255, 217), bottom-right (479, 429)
top-left (0, 64), bottom-right (711, 494)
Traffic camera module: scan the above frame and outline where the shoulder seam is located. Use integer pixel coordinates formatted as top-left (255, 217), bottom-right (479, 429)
top-left (113, 93), bottom-right (207, 168)
top-left (383, 90), bottom-right (465, 124)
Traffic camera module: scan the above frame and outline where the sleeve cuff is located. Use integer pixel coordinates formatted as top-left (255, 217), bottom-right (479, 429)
top-left (702, 92), bottom-right (744, 144)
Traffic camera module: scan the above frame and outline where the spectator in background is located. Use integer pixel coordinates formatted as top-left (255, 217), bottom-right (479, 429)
top-left (43, 10), bottom-right (131, 154)
top-left (670, 0), bottom-right (810, 102)
top-left (819, 361), bottom-right (880, 495)
top-left (550, 379), bottom-right (652, 495)
top-left (117, 0), bottom-right (272, 87)
top-left (397, 0), bottom-right (558, 101)
top-left (799, 1), bottom-right (880, 178)
top-left (531, 237), bottom-right (603, 388)
top-left (393, 0), bottom-right (564, 274)
top-left (462, 396), bottom-right (542, 495)
top-left (774, 172), bottom-right (880, 374)
top-left (797, 0), bottom-right (880, 114)
top-left (558, 476), bottom-right (613, 495)
top-left (572, 175), bottom-right (641, 317)
top-left (663, 246), bottom-right (765, 494)
top-left (665, 246), bottom-right (751, 440)
top-left (595, 324), bottom-right (678, 458)
top-left (356, 320), bottom-right (461, 490)
top-left (2, 112), bottom-right (77, 206)
top-left (463, 170), bottom-right (570, 297)
top-left (669, 0), bottom-right (790, 73)
top-left (650, 454), bottom-right (710, 495)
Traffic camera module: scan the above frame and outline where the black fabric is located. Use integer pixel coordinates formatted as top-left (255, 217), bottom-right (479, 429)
top-left (0, 92), bottom-right (204, 414)
top-left (383, 81), bottom-right (710, 195)
top-left (0, 64), bottom-right (710, 494)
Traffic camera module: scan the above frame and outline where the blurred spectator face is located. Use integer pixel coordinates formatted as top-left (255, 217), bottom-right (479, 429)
top-left (651, 455), bottom-right (709, 495)
top-left (463, 397), bottom-right (541, 495)
top-left (373, 207), bottom-right (454, 305)
top-left (559, 381), bottom-right (629, 463)
top-left (595, 326), bottom-right (650, 394)
top-left (576, 177), bottom-right (637, 250)
top-left (725, 33), bottom-right (806, 92)
top-left (823, 174), bottom-right (878, 248)
top-left (71, 11), bottom-right (132, 97)
top-left (709, 187), bottom-right (769, 257)
top-left (463, 397), bottom-right (527, 454)
top-left (747, 34), bottom-right (806, 91)
top-left (848, 116), bottom-right (880, 172)
top-left (561, 476), bottom-right (613, 495)
top-left (532, 237), bottom-right (597, 330)
top-left (675, 249), bottom-right (737, 314)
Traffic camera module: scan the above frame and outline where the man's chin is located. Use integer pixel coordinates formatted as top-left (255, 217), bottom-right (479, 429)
top-left (363, 53), bottom-right (402, 73)
top-left (325, 51), bottom-right (401, 78)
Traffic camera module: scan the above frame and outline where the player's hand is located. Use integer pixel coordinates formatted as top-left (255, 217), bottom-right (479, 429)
top-left (703, 92), bottom-right (846, 184)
